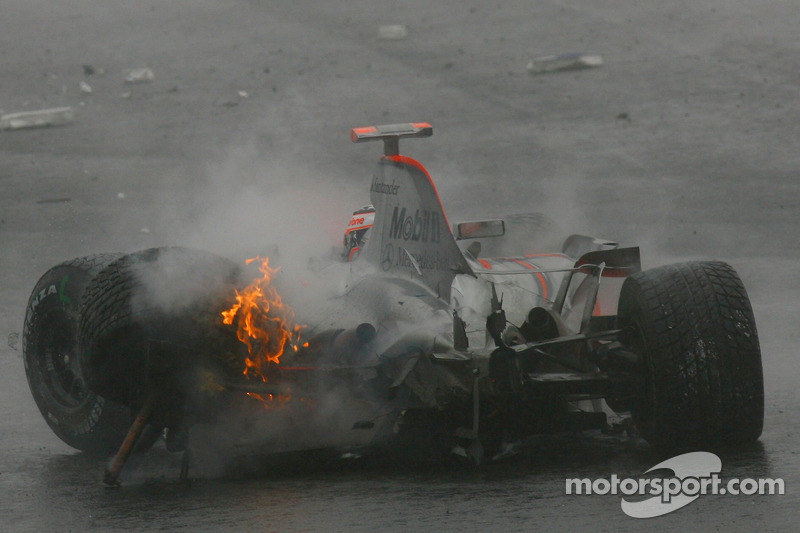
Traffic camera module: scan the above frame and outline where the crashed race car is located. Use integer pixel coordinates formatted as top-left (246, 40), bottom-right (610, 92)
top-left (23, 123), bottom-right (764, 484)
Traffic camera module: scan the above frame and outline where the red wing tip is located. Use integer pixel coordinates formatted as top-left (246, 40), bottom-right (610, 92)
top-left (350, 122), bottom-right (432, 143)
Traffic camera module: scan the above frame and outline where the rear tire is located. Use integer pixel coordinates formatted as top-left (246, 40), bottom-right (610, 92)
top-left (23, 254), bottom-right (130, 453)
top-left (78, 247), bottom-right (245, 407)
top-left (619, 261), bottom-right (763, 448)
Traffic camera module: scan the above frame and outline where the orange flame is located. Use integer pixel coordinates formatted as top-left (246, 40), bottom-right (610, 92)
top-left (221, 257), bottom-right (303, 381)
top-left (246, 392), bottom-right (292, 408)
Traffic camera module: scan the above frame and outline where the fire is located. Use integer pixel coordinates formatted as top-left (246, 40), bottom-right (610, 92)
top-left (221, 257), bottom-right (303, 381)
top-left (246, 392), bottom-right (292, 407)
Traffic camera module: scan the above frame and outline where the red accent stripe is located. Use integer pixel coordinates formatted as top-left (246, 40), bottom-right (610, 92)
top-left (384, 154), bottom-right (452, 230)
top-left (345, 224), bottom-right (373, 234)
top-left (351, 127), bottom-right (377, 141)
top-left (509, 258), bottom-right (534, 270)
top-left (536, 272), bottom-right (548, 301)
top-left (508, 258), bottom-right (548, 301)
top-left (478, 258), bottom-right (492, 269)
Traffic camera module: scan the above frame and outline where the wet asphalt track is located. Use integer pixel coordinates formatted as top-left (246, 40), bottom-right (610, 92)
top-left (1, 1), bottom-right (798, 531)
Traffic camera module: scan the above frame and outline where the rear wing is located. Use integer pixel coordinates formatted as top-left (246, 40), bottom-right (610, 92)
top-left (350, 123), bottom-right (472, 301)
top-left (351, 122), bottom-right (433, 156)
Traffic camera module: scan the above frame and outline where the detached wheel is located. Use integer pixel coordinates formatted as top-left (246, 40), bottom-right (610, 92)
top-left (619, 261), bottom-right (763, 448)
top-left (78, 247), bottom-right (245, 407)
top-left (23, 254), bottom-right (130, 453)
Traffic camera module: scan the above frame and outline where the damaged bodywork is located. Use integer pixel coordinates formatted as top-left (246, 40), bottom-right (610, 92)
top-left (22, 123), bottom-right (764, 484)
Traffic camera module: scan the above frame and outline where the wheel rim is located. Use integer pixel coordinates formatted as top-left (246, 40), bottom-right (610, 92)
top-left (38, 309), bottom-right (89, 408)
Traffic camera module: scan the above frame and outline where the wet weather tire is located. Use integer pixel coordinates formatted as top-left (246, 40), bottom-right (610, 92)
top-left (619, 261), bottom-right (763, 448)
top-left (23, 254), bottom-right (131, 453)
top-left (78, 247), bottom-right (244, 407)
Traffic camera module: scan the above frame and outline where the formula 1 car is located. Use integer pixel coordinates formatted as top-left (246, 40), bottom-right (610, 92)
top-left (23, 123), bottom-right (764, 484)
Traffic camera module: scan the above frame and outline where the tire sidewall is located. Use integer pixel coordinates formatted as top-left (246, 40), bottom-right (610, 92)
top-left (23, 260), bottom-right (128, 452)
top-left (616, 278), bottom-right (659, 442)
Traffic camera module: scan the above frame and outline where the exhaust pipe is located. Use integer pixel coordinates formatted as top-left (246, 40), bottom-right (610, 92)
top-left (520, 307), bottom-right (564, 342)
top-left (299, 323), bottom-right (377, 366)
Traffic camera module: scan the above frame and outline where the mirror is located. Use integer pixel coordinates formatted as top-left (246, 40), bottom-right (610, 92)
top-left (455, 219), bottom-right (505, 240)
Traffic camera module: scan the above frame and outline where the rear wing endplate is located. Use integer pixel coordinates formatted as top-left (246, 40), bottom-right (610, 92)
top-left (351, 122), bottom-right (433, 156)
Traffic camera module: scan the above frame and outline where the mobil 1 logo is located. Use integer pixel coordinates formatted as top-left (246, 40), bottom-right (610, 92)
top-left (389, 206), bottom-right (441, 243)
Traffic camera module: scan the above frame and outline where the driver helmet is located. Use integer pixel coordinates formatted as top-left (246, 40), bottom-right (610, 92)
top-left (343, 205), bottom-right (375, 261)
